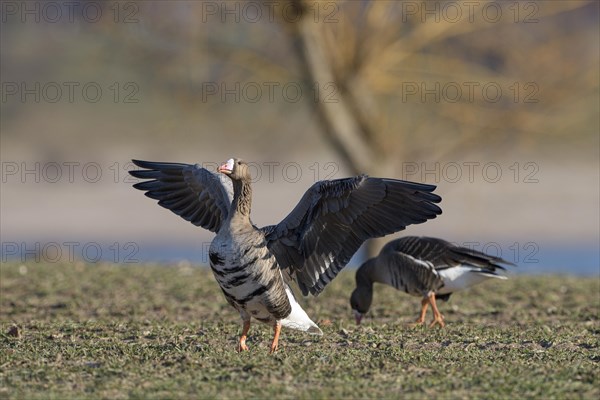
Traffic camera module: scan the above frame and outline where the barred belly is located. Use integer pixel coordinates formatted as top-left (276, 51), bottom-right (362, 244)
top-left (208, 250), bottom-right (291, 323)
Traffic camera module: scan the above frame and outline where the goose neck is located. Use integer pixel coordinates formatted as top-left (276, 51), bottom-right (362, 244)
top-left (230, 179), bottom-right (252, 220)
top-left (356, 258), bottom-right (377, 289)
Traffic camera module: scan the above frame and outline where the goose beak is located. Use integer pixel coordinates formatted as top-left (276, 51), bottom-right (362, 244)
top-left (218, 158), bottom-right (234, 174)
top-left (353, 309), bottom-right (363, 325)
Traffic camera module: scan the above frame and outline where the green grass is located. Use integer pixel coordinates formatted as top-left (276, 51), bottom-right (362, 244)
top-left (1, 263), bottom-right (598, 399)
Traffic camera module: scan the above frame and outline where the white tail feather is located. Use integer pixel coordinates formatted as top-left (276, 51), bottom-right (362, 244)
top-left (437, 265), bottom-right (507, 294)
top-left (279, 285), bottom-right (323, 335)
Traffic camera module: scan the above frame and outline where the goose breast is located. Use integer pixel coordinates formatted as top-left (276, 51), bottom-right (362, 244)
top-left (209, 228), bottom-right (291, 323)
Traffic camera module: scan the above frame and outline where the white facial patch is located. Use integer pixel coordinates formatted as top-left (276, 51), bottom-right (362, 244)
top-left (224, 158), bottom-right (234, 171)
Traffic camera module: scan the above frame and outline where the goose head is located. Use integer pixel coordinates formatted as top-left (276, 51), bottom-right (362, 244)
top-left (218, 158), bottom-right (251, 182)
top-left (350, 286), bottom-right (372, 325)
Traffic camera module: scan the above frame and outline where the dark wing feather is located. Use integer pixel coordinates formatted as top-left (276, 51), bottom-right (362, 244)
top-left (385, 236), bottom-right (514, 273)
top-left (262, 175), bottom-right (442, 296)
top-left (129, 160), bottom-right (233, 233)
top-left (378, 250), bottom-right (445, 296)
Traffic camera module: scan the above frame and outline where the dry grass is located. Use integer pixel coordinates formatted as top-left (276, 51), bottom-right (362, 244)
top-left (1, 262), bottom-right (598, 399)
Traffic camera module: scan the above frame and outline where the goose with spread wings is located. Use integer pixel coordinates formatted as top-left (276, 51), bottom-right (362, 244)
top-left (350, 236), bottom-right (514, 327)
top-left (129, 158), bottom-right (442, 352)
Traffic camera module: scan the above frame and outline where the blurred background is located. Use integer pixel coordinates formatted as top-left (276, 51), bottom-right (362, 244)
top-left (1, 0), bottom-right (598, 275)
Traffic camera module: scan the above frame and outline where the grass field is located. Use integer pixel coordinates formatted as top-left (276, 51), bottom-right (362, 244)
top-left (1, 262), bottom-right (598, 399)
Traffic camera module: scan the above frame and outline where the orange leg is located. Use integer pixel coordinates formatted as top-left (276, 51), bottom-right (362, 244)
top-left (410, 298), bottom-right (429, 327)
top-left (238, 320), bottom-right (251, 352)
top-left (269, 322), bottom-right (282, 354)
top-left (427, 293), bottom-right (445, 328)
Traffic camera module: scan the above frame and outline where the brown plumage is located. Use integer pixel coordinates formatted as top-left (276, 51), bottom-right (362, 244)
top-left (130, 158), bottom-right (442, 351)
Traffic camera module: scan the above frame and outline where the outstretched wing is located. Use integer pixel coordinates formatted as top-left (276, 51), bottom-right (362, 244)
top-left (129, 160), bottom-right (233, 233)
top-left (261, 175), bottom-right (442, 296)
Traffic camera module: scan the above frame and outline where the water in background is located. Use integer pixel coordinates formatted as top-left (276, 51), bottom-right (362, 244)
top-left (3, 241), bottom-right (598, 276)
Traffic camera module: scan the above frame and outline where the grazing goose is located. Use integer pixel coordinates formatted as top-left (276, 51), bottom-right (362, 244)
top-left (350, 236), bottom-right (513, 327)
top-left (130, 158), bottom-right (442, 352)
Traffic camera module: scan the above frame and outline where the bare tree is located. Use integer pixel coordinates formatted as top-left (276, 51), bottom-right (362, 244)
top-left (268, 0), bottom-right (595, 254)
